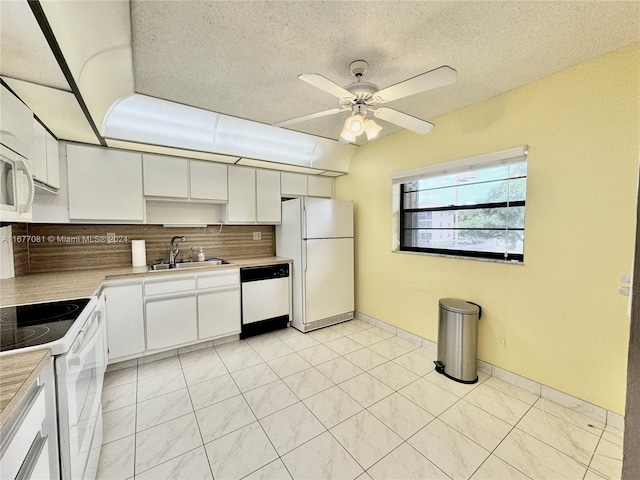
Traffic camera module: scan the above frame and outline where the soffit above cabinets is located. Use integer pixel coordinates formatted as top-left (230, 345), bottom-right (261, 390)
top-left (106, 139), bottom-right (240, 164)
top-left (38, 0), bottom-right (134, 135)
top-left (2, 78), bottom-right (101, 145)
top-left (236, 158), bottom-right (331, 176)
top-left (0, 0), bottom-right (69, 91)
top-left (0, 0), bottom-right (131, 145)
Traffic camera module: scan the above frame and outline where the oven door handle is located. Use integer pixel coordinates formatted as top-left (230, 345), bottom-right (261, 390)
top-left (69, 310), bottom-right (104, 366)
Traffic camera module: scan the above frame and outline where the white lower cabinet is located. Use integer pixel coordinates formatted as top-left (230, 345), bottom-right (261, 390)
top-left (0, 359), bottom-right (59, 480)
top-left (145, 293), bottom-right (198, 350)
top-left (103, 282), bottom-right (145, 361)
top-left (103, 269), bottom-right (241, 358)
top-left (197, 270), bottom-right (241, 339)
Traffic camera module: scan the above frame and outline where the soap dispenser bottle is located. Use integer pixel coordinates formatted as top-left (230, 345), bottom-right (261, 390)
top-left (198, 248), bottom-right (205, 262)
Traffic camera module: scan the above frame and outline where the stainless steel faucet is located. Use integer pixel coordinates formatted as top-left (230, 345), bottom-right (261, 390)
top-left (169, 236), bottom-right (186, 267)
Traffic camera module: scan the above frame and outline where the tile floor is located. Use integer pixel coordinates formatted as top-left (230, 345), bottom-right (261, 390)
top-left (97, 320), bottom-right (624, 480)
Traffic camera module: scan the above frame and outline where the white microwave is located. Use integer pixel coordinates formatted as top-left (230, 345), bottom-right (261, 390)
top-left (0, 144), bottom-right (34, 223)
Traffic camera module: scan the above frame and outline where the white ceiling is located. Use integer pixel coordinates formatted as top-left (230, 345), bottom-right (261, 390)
top-left (1, 1), bottom-right (638, 155)
top-left (131, 1), bottom-right (640, 145)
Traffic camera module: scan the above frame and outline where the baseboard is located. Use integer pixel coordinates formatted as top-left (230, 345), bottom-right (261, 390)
top-left (355, 311), bottom-right (624, 428)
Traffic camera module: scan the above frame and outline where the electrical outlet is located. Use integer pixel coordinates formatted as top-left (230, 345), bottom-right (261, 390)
top-left (106, 233), bottom-right (116, 243)
top-left (253, 232), bottom-right (261, 240)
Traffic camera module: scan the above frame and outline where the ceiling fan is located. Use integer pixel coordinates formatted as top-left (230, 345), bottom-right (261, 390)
top-left (274, 60), bottom-right (457, 143)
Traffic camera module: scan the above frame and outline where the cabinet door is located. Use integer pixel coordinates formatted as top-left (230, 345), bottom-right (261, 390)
top-left (0, 382), bottom-right (46, 480)
top-left (0, 84), bottom-right (33, 162)
top-left (45, 132), bottom-right (60, 189)
top-left (256, 169), bottom-right (281, 224)
top-left (198, 286), bottom-right (241, 339)
top-left (104, 283), bottom-right (145, 360)
top-left (307, 176), bottom-right (333, 198)
top-left (32, 120), bottom-right (48, 183)
top-left (226, 166), bottom-right (256, 223)
top-left (190, 161), bottom-right (227, 201)
top-left (281, 172), bottom-right (307, 197)
top-left (143, 154), bottom-right (188, 198)
top-left (146, 294), bottom-right (197, 350)
top-left (67, 144), bottom-right (143, 221)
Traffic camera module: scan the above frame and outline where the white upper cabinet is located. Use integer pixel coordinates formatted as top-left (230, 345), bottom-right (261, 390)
top-left (225, 166), bottom-right (281, 224)
top-left (190, 160), bottom-right (227, 201)
top-left (307, 176), bottom-right (333, 198)
top-left (225, 165), bottom-right (256, 223)
top-left (143, 155), bottom-right (228, 202)
top-left (31, 119), bottom-right (60, 190)
top-left (281, 172), bottom-right (333, 198)
top-left (31, 119), bottom-right (47, 181)
top-left (0, 84), bottom-right (33, 163)
top-left (67, 144), bottom-right (144, 221)
top-left (281, 172), bottom-right (308, 197)
top-left (45, 133), bottom-right (60, 189)
top-left (256, 169), bottom-right (281, 223)
top-left (143, 154), bottom-right (189, 198)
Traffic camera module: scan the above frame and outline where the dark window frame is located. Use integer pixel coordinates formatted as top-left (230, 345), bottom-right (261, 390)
top-left (399, 172), bottom-right (526, 263)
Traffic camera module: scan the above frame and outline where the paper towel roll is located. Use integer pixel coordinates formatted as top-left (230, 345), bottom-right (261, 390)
top-left (131, 240), bottom-right (147, 267)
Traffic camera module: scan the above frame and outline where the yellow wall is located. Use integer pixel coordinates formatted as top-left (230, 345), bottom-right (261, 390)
top-left (335, 44), bottom-right (640, 414)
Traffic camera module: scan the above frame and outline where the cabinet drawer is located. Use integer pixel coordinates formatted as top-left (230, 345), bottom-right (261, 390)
top-left (144, 276), bottom-right (195, 296)
top-left (197, 269), bottom-right (239, 289)
top-left (0, 384), bottom-right (46, 480)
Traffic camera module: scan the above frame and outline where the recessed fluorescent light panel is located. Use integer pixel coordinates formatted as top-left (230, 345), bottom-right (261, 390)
top-left (103, 94), bottom-right (355, 172)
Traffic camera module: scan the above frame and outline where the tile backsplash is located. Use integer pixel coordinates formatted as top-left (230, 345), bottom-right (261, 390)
top-left (13, 223), bottom-right (275, 274)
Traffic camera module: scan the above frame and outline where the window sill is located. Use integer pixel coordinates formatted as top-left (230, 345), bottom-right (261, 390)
top-left (391, 249), bottom-right (525, 265)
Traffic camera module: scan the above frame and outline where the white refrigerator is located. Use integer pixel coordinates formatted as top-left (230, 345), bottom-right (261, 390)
top-left (276, 197), bottom-right (354, 332)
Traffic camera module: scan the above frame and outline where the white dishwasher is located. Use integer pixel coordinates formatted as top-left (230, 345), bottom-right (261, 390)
top-left (240, 264), bottom-right (291, 338)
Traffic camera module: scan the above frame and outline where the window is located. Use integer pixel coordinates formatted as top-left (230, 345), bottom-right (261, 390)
top-left (392, 147), bottom-right (527, 262)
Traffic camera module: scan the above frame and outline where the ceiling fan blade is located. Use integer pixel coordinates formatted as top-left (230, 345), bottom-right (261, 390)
top-left (373, 107), bottom-right (434, 134)
top-left (273, 108), bottom-right (344, 127)
top-left (373, 66), bottom-right (457, 103)
top-left (299, 74), bottom-right (353, 100)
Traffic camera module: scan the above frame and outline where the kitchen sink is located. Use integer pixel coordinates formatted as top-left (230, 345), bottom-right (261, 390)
top-left (149, 263), bottom-right (171, 271)
top-left (149, 259), bottom-right (231, 271)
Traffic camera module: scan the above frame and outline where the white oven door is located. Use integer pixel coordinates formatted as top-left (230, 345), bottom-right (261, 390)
top-left (56, 303), bottom-right (107, 480)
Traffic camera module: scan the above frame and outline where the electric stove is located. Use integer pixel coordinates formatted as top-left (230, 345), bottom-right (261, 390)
top-left (0, 298), bottom-right (92, 355)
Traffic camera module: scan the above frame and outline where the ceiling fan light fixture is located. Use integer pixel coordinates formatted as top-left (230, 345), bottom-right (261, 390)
top-left (339, 128), bottom-right (356, 143)
top-left (364, 118), bottom-right (382, 140)
top-left (343, 112), bottom-right (366, 136)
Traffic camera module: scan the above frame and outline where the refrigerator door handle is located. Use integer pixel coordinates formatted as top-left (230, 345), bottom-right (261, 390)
top-left (302, 204), bottom-right (307, 239)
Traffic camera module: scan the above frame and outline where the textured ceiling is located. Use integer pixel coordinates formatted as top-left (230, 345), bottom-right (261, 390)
top-left (131, 1), bottom-right (639, 145)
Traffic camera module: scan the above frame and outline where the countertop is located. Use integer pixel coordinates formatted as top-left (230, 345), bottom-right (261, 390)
top-left (0, 349), bottom-right (51, 428)
top-left (0, 256), bottom-right (292, 306)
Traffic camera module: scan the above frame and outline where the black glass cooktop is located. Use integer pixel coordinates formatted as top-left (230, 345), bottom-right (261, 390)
top-left (0, 298), bottom-right (91, 352)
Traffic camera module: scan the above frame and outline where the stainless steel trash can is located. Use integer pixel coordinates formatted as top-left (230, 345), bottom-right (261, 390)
top-left (434, 298), bottom-right (482, 384)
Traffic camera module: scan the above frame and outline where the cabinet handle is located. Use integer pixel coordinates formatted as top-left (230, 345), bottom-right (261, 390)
top-left (16, 433), bottom-right (47, 480)
top-left (145, 292), bottom-right (196, 302)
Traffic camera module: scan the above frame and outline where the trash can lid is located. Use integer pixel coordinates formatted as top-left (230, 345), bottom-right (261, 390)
top-left (439, 298), bottom-right (480, 315)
